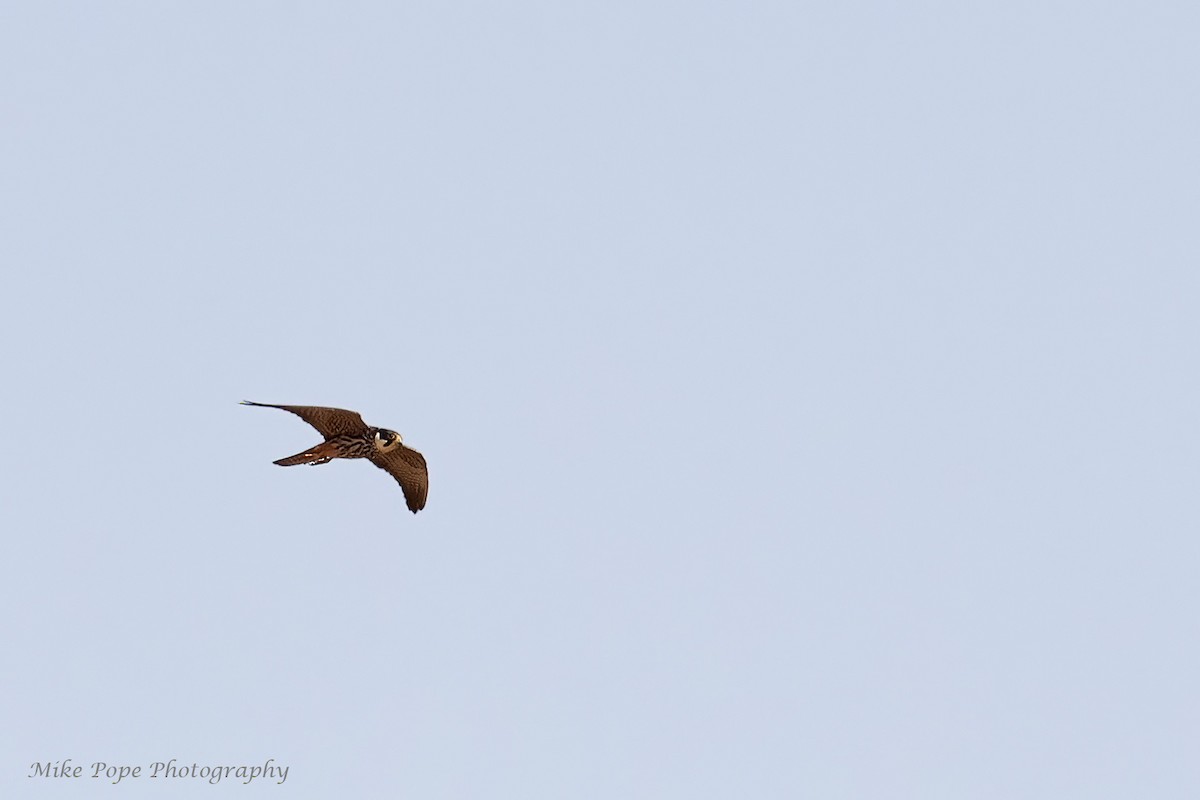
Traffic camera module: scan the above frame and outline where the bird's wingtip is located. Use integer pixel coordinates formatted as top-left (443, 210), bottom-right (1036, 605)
top-left (240, 400), bottom-right (258, 406)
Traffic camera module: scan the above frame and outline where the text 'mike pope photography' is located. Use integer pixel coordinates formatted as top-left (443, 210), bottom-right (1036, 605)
top-left (29, 758), bottom-right (290, 785)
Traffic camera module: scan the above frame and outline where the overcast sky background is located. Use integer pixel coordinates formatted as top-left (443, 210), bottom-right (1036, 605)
top-left (2, 2), bottom-right (1198, 798)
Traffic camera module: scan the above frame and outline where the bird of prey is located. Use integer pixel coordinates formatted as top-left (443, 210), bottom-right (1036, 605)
top-left (241, 401), bottom-right (429, 513)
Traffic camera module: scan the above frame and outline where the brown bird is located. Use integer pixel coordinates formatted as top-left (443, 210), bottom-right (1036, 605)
top-left (242, 401), bottom-right (429, 513)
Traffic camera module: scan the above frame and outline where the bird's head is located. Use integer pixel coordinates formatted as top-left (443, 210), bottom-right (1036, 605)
top-left (373, 428), bottom-right (403, 453)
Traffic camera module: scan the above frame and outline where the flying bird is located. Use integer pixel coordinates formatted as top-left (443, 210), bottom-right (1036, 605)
top-left (241, 401), bottom-right (428, 513)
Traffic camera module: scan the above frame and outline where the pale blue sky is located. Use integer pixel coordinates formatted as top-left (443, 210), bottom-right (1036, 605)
top-left (3, 2), bottom-right (1198, 797)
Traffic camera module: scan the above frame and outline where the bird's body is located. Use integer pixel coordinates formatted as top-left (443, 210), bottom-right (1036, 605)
top-left (272, 433), bottom-right (377, 466)
top-left (242, 401), bottom-right (429, 513)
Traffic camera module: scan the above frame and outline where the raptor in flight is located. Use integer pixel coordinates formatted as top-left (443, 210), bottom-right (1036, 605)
top-left (241, 401), bottom-right (429, 513)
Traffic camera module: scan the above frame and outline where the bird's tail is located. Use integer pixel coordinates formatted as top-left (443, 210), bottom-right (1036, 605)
top-left (274, 441), bottom-right (338, 467)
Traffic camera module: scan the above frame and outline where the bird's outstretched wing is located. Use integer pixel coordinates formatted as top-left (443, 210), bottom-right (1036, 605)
top-left (369, 446), bottom-right (429, 513)
top-left (241, 401), bottom-right (369, 439)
